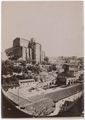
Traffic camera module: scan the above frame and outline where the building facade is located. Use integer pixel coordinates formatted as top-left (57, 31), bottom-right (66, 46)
top-left (5, 37), bottom-right (44, 64)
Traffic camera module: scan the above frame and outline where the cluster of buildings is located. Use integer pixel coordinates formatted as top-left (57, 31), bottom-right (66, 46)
top-left (49, 56), bottom-right (83, 72)
top-left (5, 37), bottom-right (45, 64)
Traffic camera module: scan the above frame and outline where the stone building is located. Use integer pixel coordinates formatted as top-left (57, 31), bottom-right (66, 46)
top-left (5, 37), bottom-right (44, 64)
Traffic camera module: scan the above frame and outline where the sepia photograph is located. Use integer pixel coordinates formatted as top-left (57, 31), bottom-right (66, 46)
top-left (1, 1), bottom-right (84, 118)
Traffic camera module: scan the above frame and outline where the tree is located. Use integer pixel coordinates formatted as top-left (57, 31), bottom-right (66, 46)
top-left (52, 64), bottom-right (56, 71)
top-left (2, 60), bottom-right (14, 75)
top-left (44, 57), bottom-right (49, 63)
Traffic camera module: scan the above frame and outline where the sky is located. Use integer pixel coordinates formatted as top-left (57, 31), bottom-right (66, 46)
top-left (2, 1), bottom-right (84, 58)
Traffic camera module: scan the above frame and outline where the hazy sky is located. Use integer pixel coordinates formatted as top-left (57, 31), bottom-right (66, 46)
top-left (2, 1), bottom-right (84, 57)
